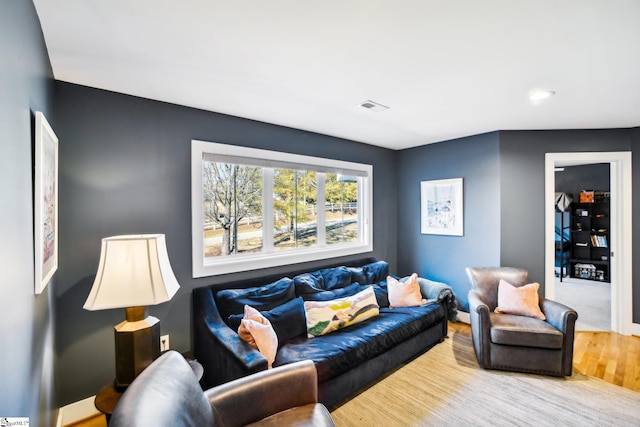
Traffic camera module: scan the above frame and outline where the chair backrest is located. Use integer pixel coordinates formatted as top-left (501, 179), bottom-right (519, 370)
top-left (466, 267), bottom-right (529, 310)
top-left (110, 350), bottom-right (214, 427)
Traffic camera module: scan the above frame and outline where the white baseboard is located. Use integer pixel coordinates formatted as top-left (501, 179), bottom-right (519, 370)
top-left (56, 395), bottom-right (99, 427)
top-left (631, 322), bottom-right (640, 337)
top-left (456, 311), bottom-right (470, 324)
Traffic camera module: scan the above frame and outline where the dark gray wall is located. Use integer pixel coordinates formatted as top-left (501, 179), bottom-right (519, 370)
top-left (396, 132), bottom-right (502, 310)
top-left (0, 1), bottom-right (57, 425)
top-left (555, 163), bottom-right (610, 198)
top-left (53, 82), bottom-right (398, 405)
top-left (498, 130), bottom-right (637, 322)
top-left (396, 128), bottom-right (639, 322)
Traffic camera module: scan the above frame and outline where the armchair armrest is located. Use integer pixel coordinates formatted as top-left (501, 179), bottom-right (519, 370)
top-left (539, 298), bottom-right (578, 333)
top-left (193, 288), bottom-right (268, 388)
top-left (468, 289), bottom-right (491, 325)
top-left (206, 360), bottom-right (319, 427)
top-left (539, 298), bottom-right (578, 376)
top-left (468, 290), bottom-right (491, 368)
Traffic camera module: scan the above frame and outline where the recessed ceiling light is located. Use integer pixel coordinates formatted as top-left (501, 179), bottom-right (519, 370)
top-left (359, 100), bottom-right (389, 112)
top-left (529, 89), bottom-right (556, 103)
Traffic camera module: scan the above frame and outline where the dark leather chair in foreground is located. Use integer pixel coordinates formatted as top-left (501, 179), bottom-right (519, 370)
top-left (465, 267), bottom-right (578, 377)
top-left (110, 351), bottom-right (335, 427)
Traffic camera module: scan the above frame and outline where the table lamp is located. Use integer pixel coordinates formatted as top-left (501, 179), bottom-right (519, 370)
top-left (84, 234), bottom-right (180, 387)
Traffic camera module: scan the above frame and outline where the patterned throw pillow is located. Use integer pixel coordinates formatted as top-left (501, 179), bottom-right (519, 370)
top-left (237, 305), bottom-right (278, 368)
top-left (304, 286), bottom-right (379, 338)
top-left (495, 279), bottom-right (546, 320)
top-left (387, 273), bottom-right (425, 307)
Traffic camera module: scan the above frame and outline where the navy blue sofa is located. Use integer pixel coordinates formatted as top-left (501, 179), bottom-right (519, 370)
top-left (193, 258), bottom-right (455, 409)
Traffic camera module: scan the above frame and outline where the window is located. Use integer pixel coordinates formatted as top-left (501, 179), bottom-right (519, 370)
top-left (191, 140), bottom-right (373, 277)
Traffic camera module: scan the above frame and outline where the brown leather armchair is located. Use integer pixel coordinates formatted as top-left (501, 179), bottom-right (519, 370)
top-left (110, 351), bottom-right (335, 427)
top-left (465, 267), bottom-right (578, 377)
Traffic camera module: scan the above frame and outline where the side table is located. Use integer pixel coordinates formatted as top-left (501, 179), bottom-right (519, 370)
top-left (94, 353), bottom-right (203, 418)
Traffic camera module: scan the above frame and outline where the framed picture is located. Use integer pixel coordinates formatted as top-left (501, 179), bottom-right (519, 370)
top-left (34, 111), bottom-right (59, 294)
top-left (421, 178), bottom-right (464, 236)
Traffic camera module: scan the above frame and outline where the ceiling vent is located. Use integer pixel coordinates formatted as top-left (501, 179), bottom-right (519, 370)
top-left (359, 100), bottom-right (389, 112)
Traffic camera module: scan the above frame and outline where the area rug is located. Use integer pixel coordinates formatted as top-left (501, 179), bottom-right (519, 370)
top-left (331, 326), bottom-right (639, 426)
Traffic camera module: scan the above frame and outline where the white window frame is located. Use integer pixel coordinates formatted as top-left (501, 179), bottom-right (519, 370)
top-left (191, 140), bottom-right (373, 277)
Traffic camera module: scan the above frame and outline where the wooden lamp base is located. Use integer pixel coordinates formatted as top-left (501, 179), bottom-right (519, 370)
top-left (114, 306), bottom-right (160, 387)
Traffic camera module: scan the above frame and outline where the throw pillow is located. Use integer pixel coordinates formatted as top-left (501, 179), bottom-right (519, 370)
top-left (237, 305), bottom-right (278, 368)
top-left (495, 279), bottom-right (546, 320)
top-left (370, 281), bottom-right (390, 308)
top-left (387, 273), bottom-right (425, 307)
top-left (229, 297), bottom-right (307, 342)
top-left (304, 286), bottom-right (379, 338)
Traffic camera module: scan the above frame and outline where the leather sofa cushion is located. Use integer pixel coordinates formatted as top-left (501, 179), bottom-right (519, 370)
top-left (246, 403), bottom-right (335, 427)
top-left (489, 313), bottom-right (564, 349)
top-left (216, 277), bottom-right (296, 322)
top-left (294, 271), bottom-right (327, 295)
top-left (294, 266), bottom-right (355, 296)
top-left (276, 302), bottom-right (445, 383)
top-left (301, 282), bottom-right (362, 301)
top-left (346, 266), bottom-right (366, 286)
top-left (362, 261), bottom-right (389, 285)
top-left (319, 266), bottom-right (353, 290)
top-left (294, 263), bottom-right (390, 307)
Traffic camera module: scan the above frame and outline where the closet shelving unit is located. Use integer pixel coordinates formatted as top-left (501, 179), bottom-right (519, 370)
top-left (569, 198), bottom-right (610, 282)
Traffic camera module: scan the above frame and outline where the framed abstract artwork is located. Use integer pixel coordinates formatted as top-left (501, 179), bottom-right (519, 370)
top-left (421, 178), bottom-right (464, 236)
top-left (34, 111), bottom-right (59, 294)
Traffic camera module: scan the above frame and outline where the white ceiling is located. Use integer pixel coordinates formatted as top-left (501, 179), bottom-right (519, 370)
top-left (33, 0), bottom-right (640, 150)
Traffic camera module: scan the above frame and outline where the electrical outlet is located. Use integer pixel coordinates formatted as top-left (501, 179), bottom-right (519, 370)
top-left (160, 334), bottom-right (170, 352)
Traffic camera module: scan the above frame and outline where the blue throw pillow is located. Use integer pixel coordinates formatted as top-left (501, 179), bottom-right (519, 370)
top-left (216, 277), bottom-right (295, 322)
top-left (229, 297), bottom-right (307, 342)
top-left (371, 281), bottom-right (390, 307)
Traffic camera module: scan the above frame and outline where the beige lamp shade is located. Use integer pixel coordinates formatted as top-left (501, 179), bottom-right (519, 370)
top-left (84, 234), bottom-right (180, 310)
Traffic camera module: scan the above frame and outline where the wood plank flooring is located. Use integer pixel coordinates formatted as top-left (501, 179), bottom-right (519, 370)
top-left (68, 322), bottom-right (640, 427)
top-left (572, 327), bottom-right (640, 392)
top-left (449, 321), bottom-right (640, 392)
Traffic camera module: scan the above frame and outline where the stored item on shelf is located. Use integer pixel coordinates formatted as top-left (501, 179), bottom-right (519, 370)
top-left (580, 190), bottom-right (594, 203)
top-left (594, 191), bottom-right (610, 202)
top-left (574, 263), bottom-right (596, 280)
top-left (576, 209), bottom-right (589, 217)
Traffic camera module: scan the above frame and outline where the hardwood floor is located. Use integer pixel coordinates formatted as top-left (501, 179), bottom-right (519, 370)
top-left (68, 322), bottom-right (640, 427)
top-left (572, 328), bottom-right (640, 392)
top-left (449, 321), bottom-right (640, 392)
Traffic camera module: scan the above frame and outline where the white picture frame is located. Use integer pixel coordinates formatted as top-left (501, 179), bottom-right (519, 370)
top-left (34, 111), bottom-right (59, 294)
top-left (421, 178), bottom-right (464, 236)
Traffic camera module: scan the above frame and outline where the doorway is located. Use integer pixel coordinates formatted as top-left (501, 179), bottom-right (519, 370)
top-left (544, 152), bottom-right (633, 336)
top-left (554, 164), bottom-right (610, 331)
